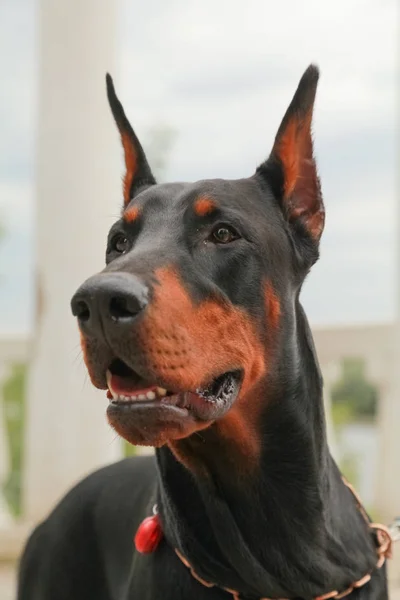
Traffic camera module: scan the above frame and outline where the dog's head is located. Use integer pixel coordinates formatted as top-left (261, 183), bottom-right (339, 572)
top-left (71, 66), bottom-right (324, 454)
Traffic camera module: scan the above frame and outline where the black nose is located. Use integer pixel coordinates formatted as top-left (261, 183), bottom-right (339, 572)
top-left (71, 272), bottom-right (148, 335)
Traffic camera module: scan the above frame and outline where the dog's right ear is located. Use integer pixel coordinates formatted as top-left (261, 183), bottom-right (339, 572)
top-left (106, 74), bottom-right (156, 206)
top-left (257, 65), bottom-right (324, 245)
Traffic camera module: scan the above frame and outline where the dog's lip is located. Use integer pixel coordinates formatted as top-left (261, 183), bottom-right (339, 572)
top-left (107, 400), bottom-right (190, 418)
top-left (105, 360), bottom-right (243, 420)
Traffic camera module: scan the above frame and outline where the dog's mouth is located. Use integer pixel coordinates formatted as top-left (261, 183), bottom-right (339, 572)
top-left (106, 358), bottom-right (242, 423)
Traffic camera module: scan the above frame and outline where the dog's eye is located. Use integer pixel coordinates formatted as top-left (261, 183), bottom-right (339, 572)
top-left (210, 226), bottom-right (239, 244)
top-left (111, 234), bottom-right (130, 254)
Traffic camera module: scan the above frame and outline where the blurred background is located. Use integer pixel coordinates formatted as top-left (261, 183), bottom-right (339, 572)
top-left (0, 0), bottom-right (398, 597)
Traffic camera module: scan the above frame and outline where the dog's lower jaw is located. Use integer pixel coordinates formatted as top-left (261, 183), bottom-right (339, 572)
top-left (107, 402), bottom-right (212, 448)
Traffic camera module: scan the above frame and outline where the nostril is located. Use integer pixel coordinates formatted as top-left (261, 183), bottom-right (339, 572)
top-left (109, 296), bottom-right (138, 321)
top-left (73, 299), bottom-right (91, 322)
top-left (71, 273), bottom-right (148, 328)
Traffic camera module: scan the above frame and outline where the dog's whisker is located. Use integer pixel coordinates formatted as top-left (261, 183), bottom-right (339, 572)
top-left (72, 349), bottom-right (83, 366)
top-left (79, 371), bottom-right (90, 393)
top-left (109, 433), bottom-right (121, 446)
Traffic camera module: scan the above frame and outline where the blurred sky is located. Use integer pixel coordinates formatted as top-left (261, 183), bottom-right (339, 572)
top-left (0, 0), bottom-right (398, 334)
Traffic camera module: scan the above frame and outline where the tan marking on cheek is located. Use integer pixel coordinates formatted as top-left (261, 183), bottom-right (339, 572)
top-left (265, 282), bottom-right (281, 329)
top-left (135, 268), bottom-right (268, 469)
top-left (121, 131), bottom-right (137, 205)
top-left (139, 267), bottom-right (266, 395)
top-left (124, 205), bottom-right (140, 223)
top-left (193, 196), bottom-right (217, 217)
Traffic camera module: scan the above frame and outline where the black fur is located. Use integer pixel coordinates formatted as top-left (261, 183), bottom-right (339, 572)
top-left (17, 66), bottom-right (388, 600)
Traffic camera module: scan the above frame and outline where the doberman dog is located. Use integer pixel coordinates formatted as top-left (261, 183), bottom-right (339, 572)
top-left (18, 65), bottom-right (391, 600)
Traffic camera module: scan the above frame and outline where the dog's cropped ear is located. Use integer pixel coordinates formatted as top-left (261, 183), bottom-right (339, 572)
top-left (257, 65), bottom-right (324, 242)
top-left (106, 74), bottom-right (156, 206)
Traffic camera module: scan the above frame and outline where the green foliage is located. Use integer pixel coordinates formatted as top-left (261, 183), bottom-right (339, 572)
top-left (1, 362), bottom-right (26, 516)
top-left (331, 358), bottom-right (377, 420)
top-left (124, 440), bottom-right (136, 457)
top-left (331, 402), bottom-right (353, 428)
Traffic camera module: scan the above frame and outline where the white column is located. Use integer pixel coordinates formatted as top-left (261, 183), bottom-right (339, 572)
top-left (23, 0), bottom-right (122, 524)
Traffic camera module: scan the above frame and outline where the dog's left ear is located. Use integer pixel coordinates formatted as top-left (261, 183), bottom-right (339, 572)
top-left (257, 65), bottom-right (324, 242)
top-left (106, 74), bottom-right (156, 206)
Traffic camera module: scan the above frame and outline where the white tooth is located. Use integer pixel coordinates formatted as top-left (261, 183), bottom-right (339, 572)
top-left (157, 388), bottom-right (167, 397)
top-left (146, 391), bottom-right (156, 400)
top-left (138, 394), bottom-right (146, 400)
top-left (106, 370), bottom-right (119, 400)
top-left (118, 395), bottom-right (136, 402)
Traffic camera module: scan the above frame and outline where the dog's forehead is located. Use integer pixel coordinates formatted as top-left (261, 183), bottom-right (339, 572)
top-left (127, 177), bottom-right (268, 216)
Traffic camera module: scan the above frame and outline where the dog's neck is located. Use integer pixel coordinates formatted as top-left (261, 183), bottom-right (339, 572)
top-left (156, 302), bottom-right (379, 598)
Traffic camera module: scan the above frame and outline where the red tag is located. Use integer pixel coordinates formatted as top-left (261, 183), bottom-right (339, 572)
top-left (134, 514), bottom-right (163, 554)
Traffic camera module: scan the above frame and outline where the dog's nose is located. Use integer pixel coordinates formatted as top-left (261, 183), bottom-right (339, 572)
top-left (71, 272), bottom-right (148, 335)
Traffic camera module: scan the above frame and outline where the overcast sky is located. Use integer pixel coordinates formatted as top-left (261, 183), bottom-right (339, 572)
top-left (0, 0), bottom-right (398, 334)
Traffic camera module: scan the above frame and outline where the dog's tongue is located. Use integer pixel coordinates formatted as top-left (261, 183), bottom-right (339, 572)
top-left (106, 370), bottom-right (151, 396)
top-left (109, 373), bottom-right (143, 395)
